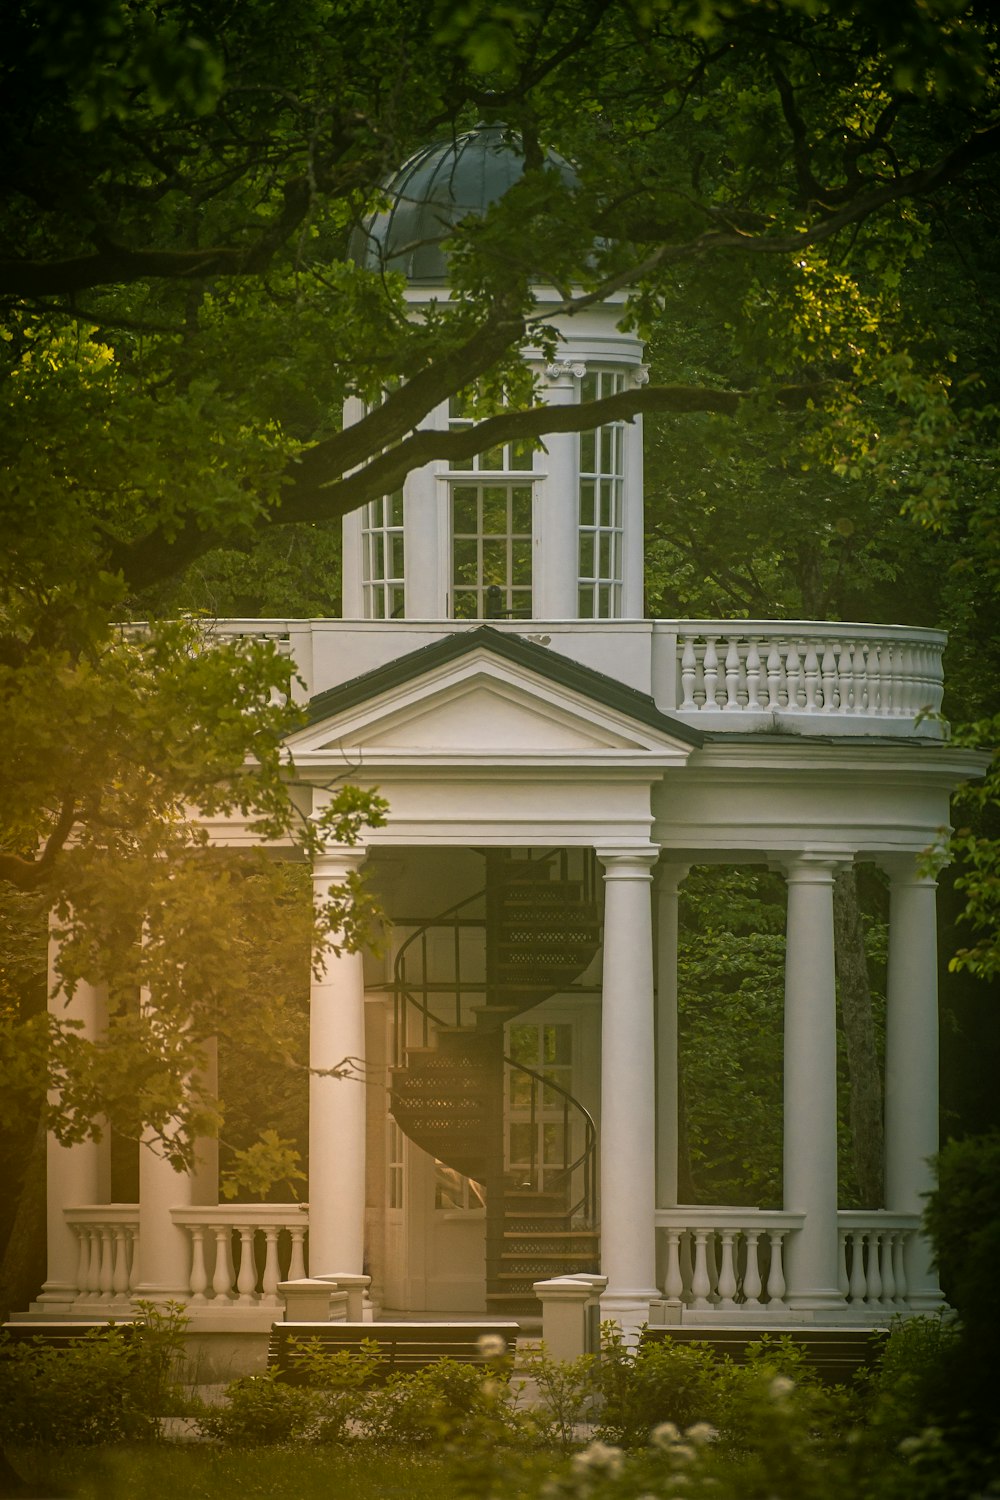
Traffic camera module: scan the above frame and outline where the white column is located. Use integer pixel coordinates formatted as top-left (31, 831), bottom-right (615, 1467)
top-left (597, 843), bottom-right (661, 1333)
top-left (534, 360), bottom-right (583, 619)
top-left (37, 930), bottom-right (109, 1310)
top-left (883, 854), bottom-right (943, 1308)
top-left (780, 854), bottom-right (845, 1313)
top-left (655, 863), bottom-right (688, 1209)
top-left (133, 988), bottom-right (197, 1303)
top-left (309, 845), bottom-right (369, 1276)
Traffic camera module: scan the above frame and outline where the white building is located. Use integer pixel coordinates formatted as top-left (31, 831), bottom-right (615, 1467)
top-left (30, 127), bottom-right (984, 1365)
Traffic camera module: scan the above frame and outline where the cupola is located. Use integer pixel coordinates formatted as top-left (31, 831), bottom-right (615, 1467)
top-left (342, 125), bottom-right (647, 624)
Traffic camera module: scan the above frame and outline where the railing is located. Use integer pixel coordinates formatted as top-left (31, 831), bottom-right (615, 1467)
top-left (655, 1208), bottom-right (804, 1311)
top-left (392, 849), bottom-right (599, 1226)
top-left (662, 622), bottom-right (945, 731)
top-left (66, 1206), bottom-right (139, 1307)
top-left (838, 1211), bottom-right (920, 1310)
top-left (171, 1206), bottom-right (308, 1305)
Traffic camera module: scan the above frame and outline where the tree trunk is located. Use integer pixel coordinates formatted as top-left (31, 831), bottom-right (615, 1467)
top-left (0, 1110), bottom-right (46, 1326)
top-left (833, 867), bottom-right (884, 1208)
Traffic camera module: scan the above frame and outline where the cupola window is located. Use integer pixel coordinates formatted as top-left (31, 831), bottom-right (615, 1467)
top-left (578, 369), bottom-right (625, 618)
top-left (452, 483), bottom-right (533, 619)
top-left (448, 389), bottom-right (533, 472)
top-left (361, 490), bottom-right (405, 618)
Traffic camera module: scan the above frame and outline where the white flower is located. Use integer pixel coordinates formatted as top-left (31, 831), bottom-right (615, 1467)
top-left (685, 1421), bottom-right (718, 1446)
top-left (477, 1332), bottom-right (507, 1359)
top-left (651, 1420), bottom-right (681, 1448)
top-left (571, 1440), bottom-right (625, 1476)
top-left (670, 1444), bottom-right (697, 1465)
top-left (768, 1375), bottom-right (795, 1400)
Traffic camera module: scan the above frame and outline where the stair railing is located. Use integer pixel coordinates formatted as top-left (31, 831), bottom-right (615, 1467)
top-left (391, 851), bottom-right (599, 1228)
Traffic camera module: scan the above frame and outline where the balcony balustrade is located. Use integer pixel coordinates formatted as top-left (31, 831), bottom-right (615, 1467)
top-left (655, 1208), bottom-right (921, 1320)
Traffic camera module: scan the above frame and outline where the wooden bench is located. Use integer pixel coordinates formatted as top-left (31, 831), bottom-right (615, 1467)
top-left (639, 1324), bottom-right (888, 1386)
top-left (268, 1320), bottom-right (520, 1385)
top-left (2, 1320), bottom-right (143, 1351)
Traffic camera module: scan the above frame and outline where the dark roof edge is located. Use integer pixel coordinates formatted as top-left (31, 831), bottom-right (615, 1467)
top-left (307, 625), bottom-right (704, 747)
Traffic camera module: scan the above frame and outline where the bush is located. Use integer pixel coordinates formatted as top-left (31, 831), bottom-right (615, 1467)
top-left (594, 1329), bottom-right (724, 1447)
top-left (0, 1302), bottom-right (188, 1449)
top-left (195, 1370), bottom-right (327, 1447)
top-left (360, 1358), bottom-right (523, 1448)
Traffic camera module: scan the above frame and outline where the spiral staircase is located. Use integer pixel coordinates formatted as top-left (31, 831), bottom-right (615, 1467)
top-left (389, 851), bottom-right (602, 1322)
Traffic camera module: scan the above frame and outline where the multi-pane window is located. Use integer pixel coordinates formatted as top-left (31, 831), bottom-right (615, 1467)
top-left (507, 1022), bottom-right (574, 1192)
top-left (361, 490), bottom-right (404, 619)
top-left (448, 389), bottom-right (533, 472)
top-left (452, 483), bottom-right (533, 619)
top-left (387, 1117), bottom-right (404, 1211)
top-left (578, 369), bottom-right (625, 618)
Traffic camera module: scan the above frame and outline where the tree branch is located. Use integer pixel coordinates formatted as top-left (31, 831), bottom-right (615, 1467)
top-left (0, 795), bottom-right (77, 892)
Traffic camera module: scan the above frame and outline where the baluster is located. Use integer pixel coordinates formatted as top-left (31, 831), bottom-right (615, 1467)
top-left (848, 1231), bottom-right (868, 1302)
top-left (679, 1231), bottom-right (694, 1303)
top-left (724, 638), bottom-right (742, 710)
top-left (189, 1226), bottom-right (209, 1303)
top-left (838, 1229), bottom-right (850, 1300)
top-left (73, 1225), bottom-right (90, 1303)
top-left (879, 643), bottom-right (896, 716)
top-left (112, 1225), bottom-right (130, 1302)
top-left (852, 641), bottom-right (868, 712)
top-left (663, 1230), bottom-right (684, 1302)
top-left (767, 642), bottom-right (784, 709)
top-left (746, 639), bottom-right (762, 711)
top-left (867, 1231), bottom-right (883, 1303)
top-left (837, 641), bottom-right (855, 711)
top-left (236, 1225), bottom-right (258, 1303)
top-left (716, 1230), bottom-right (739, 1308)
top-left (289, 1225), bottom-right (308, 1281)
top-left (821, 641), bottom-right (838, 711)
top-left (802, 641), bottom-right (820, 711)
top-left (690, 1230), bottom-right (712, 1309)
top-left (867, 642), bottom-right (883, 715)
top-left (680, 637), bottom-right (698, 711)
top-left (213, 1225), bottom-right (234, 1300)
top-left (766, 1231), bottom-right (786, 1305)
top-left (98, 1225), bottom-right (115, 1303)
top-left (261, 1227), bottom-right (282, 1305)
top-left (707, 1233), bottom-right (720, 1302)
top-left (702, 639), bottom-right (720, 711)
top-left (879, 1231), bottom-right (896, 1306)
top-left (893, 1231), bottom-right (909, 1305)
top-left (742, 1230), bottom-right (762, 1307)
top-left (785, 641), bottom-right (802, 710)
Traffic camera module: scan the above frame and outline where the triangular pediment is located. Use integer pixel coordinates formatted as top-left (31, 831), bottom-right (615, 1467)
top-left (287, 633), bottom-right (698, 770)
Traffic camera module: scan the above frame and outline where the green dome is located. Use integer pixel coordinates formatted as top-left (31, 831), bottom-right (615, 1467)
top-left (350, 124), bottom-right (577, 284)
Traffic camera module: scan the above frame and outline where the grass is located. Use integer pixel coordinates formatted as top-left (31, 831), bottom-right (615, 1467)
top-left (9, 1445), bottom-right (559, 1499)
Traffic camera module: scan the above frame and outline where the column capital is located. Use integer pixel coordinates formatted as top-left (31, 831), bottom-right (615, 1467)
top-left (312, 843), bottom-right (368, 886)
top-left (596, 842), bottom-right (661, 878)
top-left (772, 850), bottom-right (853, 883)
top-left (878, 852), bottom-right (939, 889)
top-left (654, 859), bottom-right (690, 892)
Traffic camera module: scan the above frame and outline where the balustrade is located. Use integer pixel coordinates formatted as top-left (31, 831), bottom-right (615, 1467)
top-left (671, 623), bottom-right (945, 730)
top-left (172, 1206), bottom-right (309, 1306)
top-left (64, 1204), bottom-right (309, 1309)
top-left (655, 1209), bottom-right (803, 1313)
top-left (838, 1212), bottom-right (919, 1311)
top-left (65, 1207), bottom-right (139, 1308)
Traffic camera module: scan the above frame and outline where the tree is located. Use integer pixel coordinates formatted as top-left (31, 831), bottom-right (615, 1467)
top-left (2, 0), bottom-right (999, 1302)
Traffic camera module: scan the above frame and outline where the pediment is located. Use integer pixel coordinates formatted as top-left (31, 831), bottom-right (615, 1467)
top-left (287, 649), bottom-right (694, 769)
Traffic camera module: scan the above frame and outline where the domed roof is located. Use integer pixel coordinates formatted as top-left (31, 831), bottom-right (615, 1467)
top-left (350, 124), bottom-right (577, 284)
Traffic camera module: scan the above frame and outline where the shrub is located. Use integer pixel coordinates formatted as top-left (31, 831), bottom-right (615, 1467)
top-left (360, 1359), bottom-right (524, 1449)
top-left (194, 1370), bottom-right (326, 1447)
top-left (594, 1329), bottom-right (724, 1447)
top-left (0, 1303), bottom-right (189, 1449)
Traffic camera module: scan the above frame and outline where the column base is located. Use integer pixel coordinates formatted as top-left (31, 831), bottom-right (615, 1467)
top-left (599, 1287), bottom-right (662, 1341)
top-left (785, 1288), bottom-right (848, 1314)
top-left (32, 1282), bottom-right (79, 1314)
